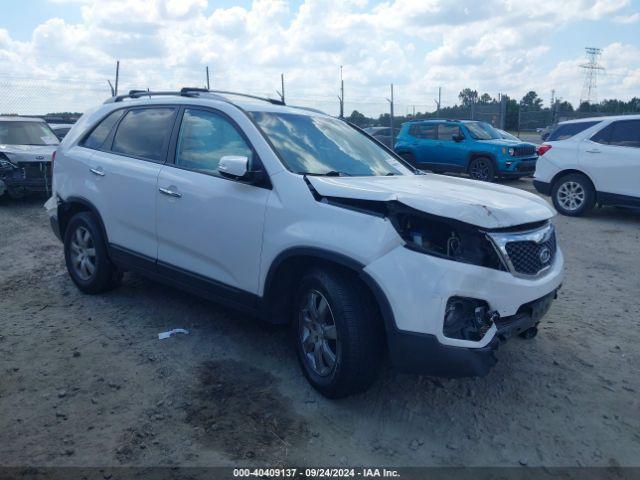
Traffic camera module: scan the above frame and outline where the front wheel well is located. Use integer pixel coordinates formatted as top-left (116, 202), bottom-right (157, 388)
top-left (466, 152), bottom-right (496, 170)
top-left (262, 253), bottom-right (388, 343)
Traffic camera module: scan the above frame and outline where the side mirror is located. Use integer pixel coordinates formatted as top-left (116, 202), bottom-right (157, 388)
top-left (452, 134), bottom-right (465, 143)
top-left (219, 155), bottom-right (249, 179)
top-left (219, 155), bottom-right (268, 185)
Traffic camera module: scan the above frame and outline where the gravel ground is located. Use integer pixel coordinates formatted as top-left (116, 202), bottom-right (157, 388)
top-left (0, 178), bottom-right (639, 468)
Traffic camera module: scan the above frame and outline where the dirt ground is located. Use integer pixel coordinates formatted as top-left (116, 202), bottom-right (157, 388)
top-left (1, 178), bottom-right (639, 469)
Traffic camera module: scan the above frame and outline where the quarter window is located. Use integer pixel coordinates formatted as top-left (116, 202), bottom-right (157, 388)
top-left (175, 109), bottom-right (253, 175)
top-left (82, 110), bottom-right (125, 150)
top-left (112, 108), bottom-right (176, 161)
top-left (547, 121), bottom-right (599, 141)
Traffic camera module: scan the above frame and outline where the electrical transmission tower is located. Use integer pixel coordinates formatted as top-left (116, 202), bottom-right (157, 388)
top-left (579, 47), bottom-right (604, 105)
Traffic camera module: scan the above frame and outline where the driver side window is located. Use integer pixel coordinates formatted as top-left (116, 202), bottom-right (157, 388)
top-left (175, 109), bottom-right (253, 175)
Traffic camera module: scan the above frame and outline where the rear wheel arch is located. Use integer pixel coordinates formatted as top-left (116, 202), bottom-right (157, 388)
top-left (58, 197), bottom-right (109, 247)
top-left (550, 169), bottom-right (596, 193)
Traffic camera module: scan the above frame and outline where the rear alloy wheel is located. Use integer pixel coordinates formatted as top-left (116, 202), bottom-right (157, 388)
top-left (294, 268), bottom-right (383, 398)
top-left (468, 157), bottom-right (495, 182)
top-left (64, 212), bottom-right (122, 294)
top-left (551, 173), bottom-right (595, 217)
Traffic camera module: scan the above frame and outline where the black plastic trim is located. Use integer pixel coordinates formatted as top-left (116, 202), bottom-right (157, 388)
top-left (109, 244), bottom-right (261, 315)
top-left (597, 191), bottom-right (640, 208)
top-left (533, 180), bottom-right (552, 196)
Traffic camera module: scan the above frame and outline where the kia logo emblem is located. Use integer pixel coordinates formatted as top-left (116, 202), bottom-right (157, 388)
top-left (539, 246), bottom-right (552, 264)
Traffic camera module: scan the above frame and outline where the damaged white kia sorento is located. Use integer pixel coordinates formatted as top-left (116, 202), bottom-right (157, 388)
top-left (46, 88), bottom-right (564, 398)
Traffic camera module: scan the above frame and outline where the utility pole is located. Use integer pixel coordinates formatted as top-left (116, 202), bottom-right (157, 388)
top-left (338, 66), bottom-right (344, 118)
top-left (434, 86), bottom-right (441, 118)
top-left (206, 66), bottom-right (210, 90)
top-left (386, 84), bottom-right (395, 147)
top-left (276, 73), bottom-right (285, 103)
top-left (580, 47), bottom-right (604, 106)
top-left (114, 60), bottom-right (120, 96)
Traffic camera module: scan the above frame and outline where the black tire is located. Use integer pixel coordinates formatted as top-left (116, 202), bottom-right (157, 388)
top-left (293, 267), bottom-right (384, 398)
top-left (519, 326), bottom-right (539, 339)
top-left (551, 173), bottom-right (596, 217)
top-left (64, 211), bottom-right (122, 294)
top-left (7, 186), bottom-right (27, 199)
top-left (468, 156), bottom-right (495, 182)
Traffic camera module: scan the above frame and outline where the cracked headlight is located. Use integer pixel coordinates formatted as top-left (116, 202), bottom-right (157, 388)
top-left (389, 205), bottom-right (506, 270)
top-left (0, 154), bottom-right (17, 170)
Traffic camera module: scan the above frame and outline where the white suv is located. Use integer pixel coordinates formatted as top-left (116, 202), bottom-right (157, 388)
top-left (534, 115), bottom-right (640, 216)
top-left (47, 88), bottom-right (564, 397)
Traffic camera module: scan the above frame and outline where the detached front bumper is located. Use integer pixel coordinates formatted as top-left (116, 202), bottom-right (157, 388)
top-left (364, 244), bottom-right (563, 377)
top-left (0, 161), bottom-right (52, 195)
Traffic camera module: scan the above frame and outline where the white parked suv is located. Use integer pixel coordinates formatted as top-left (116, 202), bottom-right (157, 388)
top-left (534, 115), bottom-right (640, 216)
top-left (47, 88), bottom-right (564, 397)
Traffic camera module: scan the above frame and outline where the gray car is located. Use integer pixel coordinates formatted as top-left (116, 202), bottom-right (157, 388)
top-left (0, 117), bottom-right (59, 199)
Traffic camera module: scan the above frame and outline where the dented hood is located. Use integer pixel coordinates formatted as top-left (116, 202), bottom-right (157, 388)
top-left (0, 144), bottom-right (56, 164)
top-left (307, 174), bottom-right (555, 229)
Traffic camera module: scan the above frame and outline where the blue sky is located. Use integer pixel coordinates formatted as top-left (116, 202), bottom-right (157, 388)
top-left (0, 0), bottom-right (639, 115)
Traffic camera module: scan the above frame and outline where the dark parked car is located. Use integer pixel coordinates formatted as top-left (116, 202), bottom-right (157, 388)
top-left (48, 123), bottom-right (73, 140)
top-left (363, 126), bottom-right (399, 148)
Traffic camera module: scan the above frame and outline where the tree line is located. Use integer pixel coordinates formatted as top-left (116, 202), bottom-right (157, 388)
top-left (347, 89), bottom-right (640, 131)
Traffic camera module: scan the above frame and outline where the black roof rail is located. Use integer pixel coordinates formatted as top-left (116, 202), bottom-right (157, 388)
top-left (104, 88), bottom-right (286, 106)
top-left (207, 90), bottom-right (285, 106)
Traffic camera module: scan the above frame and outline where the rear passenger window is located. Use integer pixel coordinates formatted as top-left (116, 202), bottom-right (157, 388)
top-left (175, 109), bottom-right (253, 175)
top-left (608, 120), bottom-right (640, 148)
top-left (112, 108), bottom-right (176, 161)
top-left (82, 110), bottom-right (125, 150)
top-left (547, 121), bottom-right (599, 141)
top-left (438, 124), bottom-right (460, 141)
top-left (409, 124), bottom-right (437, 139)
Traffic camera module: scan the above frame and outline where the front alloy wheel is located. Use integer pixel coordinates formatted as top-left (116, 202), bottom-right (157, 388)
top-left (299, 290), bottom-right (339, 377)
top-left (293, 268), bottom-right (383, 398)
top-left (468, 157), bottom-right (495, 182)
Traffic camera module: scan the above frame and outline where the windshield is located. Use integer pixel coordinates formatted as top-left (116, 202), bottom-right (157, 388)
top-left (465, 122), bottom-right (502, 140)
top-left (0, 121), bottom-right (60, 146)
top-left (249, 112), bottom-right (412, 176)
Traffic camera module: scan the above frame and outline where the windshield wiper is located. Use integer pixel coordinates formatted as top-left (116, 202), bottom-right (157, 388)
top-left (302, 170), bottom-right (352, 177)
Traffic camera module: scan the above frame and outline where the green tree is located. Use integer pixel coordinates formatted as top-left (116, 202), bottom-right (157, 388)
top-left (520, 91), bottom-right (543, 110)
top-left (458, 88), bottom-right (478, 107)
top-left (479, 93), bottom-right (493, 104)
top-left (347, 110), bottom-right (367, 127)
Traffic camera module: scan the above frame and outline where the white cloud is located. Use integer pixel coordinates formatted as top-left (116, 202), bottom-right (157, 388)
top-left (614, 12), bottom-right (640, 23)
top-left (0, 0), bottom-right (637, 115)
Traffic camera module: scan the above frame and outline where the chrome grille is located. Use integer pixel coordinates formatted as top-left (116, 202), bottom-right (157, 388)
top-left (513, 145), bottom-right (537, 156)
top-left (487, 223), bottom-right (557, 277)
top-left (505, 229), bottom-right (556, 275)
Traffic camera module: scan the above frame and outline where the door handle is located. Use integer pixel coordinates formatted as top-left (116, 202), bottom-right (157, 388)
top-left (158, 187), bottom-right (182, 198)
top-left (585, 149), bottom-right (601, 154)
top-left (89, 167), bottom-right (105, 176)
